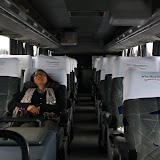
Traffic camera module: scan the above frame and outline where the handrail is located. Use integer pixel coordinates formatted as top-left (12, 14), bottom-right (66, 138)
top-left (0, 130), bottom-right (30, 160)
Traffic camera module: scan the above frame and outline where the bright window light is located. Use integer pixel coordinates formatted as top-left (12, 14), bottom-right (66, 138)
top-left (132, 46), bottom-right (138, 57)
top-left (0, 35), bottom-right (9, 54)
top-left (146, 42), bottom-right (153, 56)
top-left (33, 45), bottom-right (37, 56)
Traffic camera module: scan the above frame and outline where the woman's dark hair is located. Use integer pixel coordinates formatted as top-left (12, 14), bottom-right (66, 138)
top-left (30, 69), bottom-right (53, 84)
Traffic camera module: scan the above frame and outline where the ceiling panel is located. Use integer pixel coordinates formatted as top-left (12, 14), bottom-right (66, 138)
top-left (65, 0), bottom-right (108, 11)
top-left (71, 17), bottom-right (102, 31)
top-left (29, 0), bottom-right (72, 29)
top-left (12, 0), bottom-right (132, 54)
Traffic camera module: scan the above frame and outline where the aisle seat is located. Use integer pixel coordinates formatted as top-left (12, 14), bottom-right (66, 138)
top-left (0, 127), bottom-right (57, 160)
top-left (103, 56), bottom-right (160, 158)
top-left (34, 55), bottom-right (74, 143)
top-left (0, 55), bottom-right (33, 90)
top-left (110, 56), bottom-right (160, 129)
top-left (114, 70), bottom-right (160, 160)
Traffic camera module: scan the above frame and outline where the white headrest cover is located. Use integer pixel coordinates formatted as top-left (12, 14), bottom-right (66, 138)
top-left (106, 56), bottom-right (117, 74)
top-left (35, 55), bottom-right (70, 74)
top-left (112, 57), bottom-right (160, 78)
top-left (123, 69), bottom-right (160, 102)
top-left (100, 69), bottom-right (106, 81)
top-left (32, 57), bottom-right (35, 67)
top-left (75, 76), bottom-right (77, 83)
top-left (73, 59), bottom-right (78, 69)
top-left (24, 68), bottom-right (67, 87)
top-left (92, 58), bottom-right (96, 69)
top-left (96, 59), bottom-right (101, 71)
top-left (100, 57), bottom-right (108, 70)
top-left (95, 58), bottom-right (101, 71)
top-left (0, 58), bottom-right (21, 78)
top-left (69, 57), bottom-right (74, 72)
top-left (0, 55), bottom-right (32, 70)
top-left (92, 56), bottom-right (102, 69)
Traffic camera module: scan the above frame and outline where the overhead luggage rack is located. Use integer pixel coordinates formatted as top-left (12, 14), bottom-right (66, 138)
top-left (0, 0), bottom-right (60, 49)
top-left (104, 9), bottom-right (160, 52)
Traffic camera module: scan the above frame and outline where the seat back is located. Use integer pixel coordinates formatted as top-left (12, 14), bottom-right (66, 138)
top-left (0, 58), bottom-right (21, 117)
top-left (32, 57), bottom-right (35, 67)
top-left (111, 56), bottom-right (160, 128)
top-left (92, 57), bottom-right (97, 83)
top-left (99, 57), bottom-right (108, 103)
top-left (73, 58), bottom-right (78, 83)
top-left (73, 58), bottom-right (78, 97)
top-left (24, 68), bottom-right (67, 110)
top-left (0, 55), bottom-right (33, 90)
top-left (0, 55), bottom-right (32, 70)
top-left (68, 57), bottom-right (75, 98)
top-left (96, 58), bottom-right (101, 89)
top-left (24, 67), bottom-right (67, 87)
top-left (104, 56), bottom-right (117, 111)
top-left (35, 55), bottom-right (70, 99)
top-left (91, 57), bottom-right (102, 99)
top-left (123, 70), bottom-right (160, 160)
top-left (93, 58), bottom-right (101, 87)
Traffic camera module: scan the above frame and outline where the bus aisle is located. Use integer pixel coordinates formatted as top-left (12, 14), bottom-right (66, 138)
top-left (69, 93), bottom-right (106, 160)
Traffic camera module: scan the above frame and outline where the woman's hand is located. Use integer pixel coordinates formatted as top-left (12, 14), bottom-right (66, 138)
top-left (27, 105), bottom-right (40, 116)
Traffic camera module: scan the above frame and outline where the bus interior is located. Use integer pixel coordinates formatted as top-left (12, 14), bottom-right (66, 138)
top-left (0, 0), bottom-right (160, 160)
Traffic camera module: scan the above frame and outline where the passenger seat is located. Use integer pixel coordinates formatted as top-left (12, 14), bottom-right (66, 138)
top-left (114, 69), bottom-right (160, 159)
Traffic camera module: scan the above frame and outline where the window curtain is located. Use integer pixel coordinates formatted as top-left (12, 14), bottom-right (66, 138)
top-left (153, 41), bottom-right (160, 56)
top-left (25, 43), bottom-right (33, 56)
top-left (10, 39), bottom-right (18, 55)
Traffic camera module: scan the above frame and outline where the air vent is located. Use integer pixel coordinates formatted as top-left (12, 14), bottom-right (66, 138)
top-left (68, 11), bottom-right (106, 17)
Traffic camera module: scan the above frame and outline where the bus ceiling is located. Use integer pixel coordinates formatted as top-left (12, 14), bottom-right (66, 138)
top-left (0, 0), bottom-right (160, 54)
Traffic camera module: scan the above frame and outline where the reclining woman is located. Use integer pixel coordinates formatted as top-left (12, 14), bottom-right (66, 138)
top-left (8, 69), bottom-right (67, 149)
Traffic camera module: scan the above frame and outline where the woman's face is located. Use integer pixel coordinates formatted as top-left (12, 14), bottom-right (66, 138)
top-left (33, 70), bottom-right (48, 86)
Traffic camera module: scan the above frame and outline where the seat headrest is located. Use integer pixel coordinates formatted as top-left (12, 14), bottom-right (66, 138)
top-left (112, 57), bottom-right (160, 78)
top-left (24, 68), bottom-right (67, 87)
top-left (100, 69), bottom-right (106, 81)
top-left (68, 57), bottom-right (74, 72)
top-left (106, 56), bottom-right (117, 74)
top-left (73, 59), bottom-right (78, 69)
top-left (0, 58), bottom-right (21, 78)
top-left (32, 57), bottom-right (35, 67)
top-left (94, 58), bottom-right (101, 71)
top-left (0, 55), bottom-right (32, 70)
top-left (100, 57), bottom-right (108, 70)
top-left (123, 69), bottom-right (160, 102)
top-left (35, 55), bottom-right (70, 74)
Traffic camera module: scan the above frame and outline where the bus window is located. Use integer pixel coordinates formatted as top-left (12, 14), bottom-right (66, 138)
top-left (122, 49), bottom-right (130, 57)
top-left (33, 45), bottom-right (38, 57)
top-left (0, 35), bottom-right (9, 55)
top-left (146, 42), bottom-right (153, 56)
top-left (132, 46), bottom-right (138, 57)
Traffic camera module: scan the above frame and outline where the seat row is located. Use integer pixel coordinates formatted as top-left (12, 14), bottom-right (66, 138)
top-left (0, 55), bottom-right (78, 160)
top-left (92, 56), bottom-right (160, 160)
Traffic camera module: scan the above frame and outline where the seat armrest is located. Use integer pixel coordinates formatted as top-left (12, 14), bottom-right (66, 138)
top-left (103, 112), bottom-right (117, 128)
top-left (0, 118), bottom-right (44, 127)
top-left (59, 110), bottom-right (69, 127)
top-left (113, 136), bottom-right (137, 160)
top-left (67, 98), bottom-right (73, 108)
top-left (109, 129), bottom-right (124, 146)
